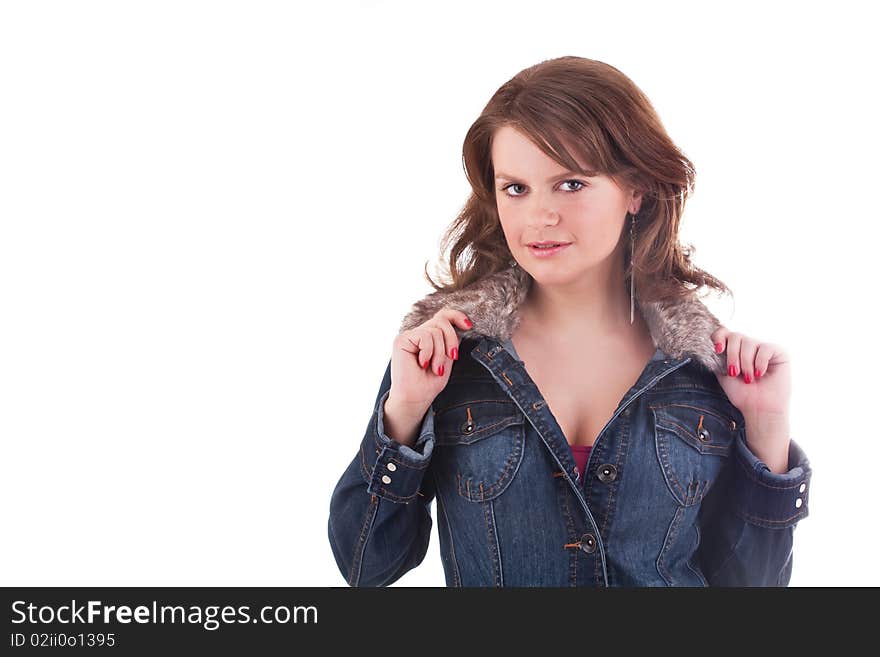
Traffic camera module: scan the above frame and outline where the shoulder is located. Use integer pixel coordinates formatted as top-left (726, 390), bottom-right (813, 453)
top-left (443, 336), bottom-right (490, 382)
top-left (650, 359), bottom-right (744, 426)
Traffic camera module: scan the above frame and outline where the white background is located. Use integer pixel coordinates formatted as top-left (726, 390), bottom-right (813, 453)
top-left (1, 0), bottom-right (876, 587)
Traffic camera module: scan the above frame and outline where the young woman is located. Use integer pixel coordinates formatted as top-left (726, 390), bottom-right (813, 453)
top-left (328, 56), bottom-right (812, 587)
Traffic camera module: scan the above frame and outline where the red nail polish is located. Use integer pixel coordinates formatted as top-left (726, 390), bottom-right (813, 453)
top-left (438, 364), bottom-right (444, 376)
top-left (423, 359), bottom-right (430, 370)
top-left (715, 342), bottom-right (723, 353)
top-left (464, 318), bottom-right (473, 328)
top-left (728, 364), bottom-right (735, 377)
top-left (451, 347), bottom-right (458, 360)
top-left (744, 373), bottom-right (751, 384)
top-left (755, 368), bottom-right (761, 379)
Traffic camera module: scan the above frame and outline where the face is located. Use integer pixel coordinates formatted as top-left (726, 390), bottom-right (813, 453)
top-left (491, 125), bottom-right (642, 286)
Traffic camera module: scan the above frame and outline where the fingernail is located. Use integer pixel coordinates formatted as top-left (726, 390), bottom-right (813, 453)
top-left (744, 373), bottom-right (751, 384)
top-left (423, 359), bottom-right (430, 370)
top-left (438, 364), bottom-right (444, 376)
top-left (755, 368), bottom-right (761, 379)
top-left (464, 318), bottom-right (473, 328)
top-left (715, 342), bottom-right (723, 353)
top-left (728, 364), bottom-right (736, 377)
top-left (451, 347), bottom-right (458, 360)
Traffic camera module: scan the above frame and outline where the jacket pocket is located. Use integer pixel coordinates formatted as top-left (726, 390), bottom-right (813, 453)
top-left (650, 401), bottom-right (738, 507)
top-left (433, 399), bottom-right (525, 502)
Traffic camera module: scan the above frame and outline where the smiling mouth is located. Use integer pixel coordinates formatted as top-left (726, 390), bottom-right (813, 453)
top-left (527, 243), bottom-right (571, 256)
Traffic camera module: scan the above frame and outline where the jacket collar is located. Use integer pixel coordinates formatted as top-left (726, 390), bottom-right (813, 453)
top-left (398, 265), bottom-right (727, 375)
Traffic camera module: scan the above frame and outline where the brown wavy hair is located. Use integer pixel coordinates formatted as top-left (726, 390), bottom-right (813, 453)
top-left (423, 55), bottom-right (732, 306)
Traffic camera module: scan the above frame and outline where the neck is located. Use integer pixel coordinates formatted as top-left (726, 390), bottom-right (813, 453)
top-left (520, 247), bottom-right (645, 341)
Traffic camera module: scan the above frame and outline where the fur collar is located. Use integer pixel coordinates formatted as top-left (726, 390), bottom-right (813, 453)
top-left (398, 265), bottom-right (727, 374)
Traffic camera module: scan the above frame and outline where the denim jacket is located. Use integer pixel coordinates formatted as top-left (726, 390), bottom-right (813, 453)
top-left (328, 266), bottom-right (812, 586)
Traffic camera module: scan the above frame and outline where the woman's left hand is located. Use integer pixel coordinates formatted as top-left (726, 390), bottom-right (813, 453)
top-left (710, 326), bottom-right (793, 472)
top-left (710, 327), bottom-right (792, 417)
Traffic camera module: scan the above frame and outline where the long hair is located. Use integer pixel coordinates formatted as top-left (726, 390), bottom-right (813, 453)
top-left (423, 55), bottom-right (731, 306)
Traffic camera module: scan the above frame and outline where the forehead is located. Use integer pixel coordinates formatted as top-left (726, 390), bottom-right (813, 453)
top-left (491, 125), bottom-right (595, 176)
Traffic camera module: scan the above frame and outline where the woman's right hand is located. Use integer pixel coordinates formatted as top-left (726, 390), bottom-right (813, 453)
top-left (387, 308), bottom-right (473, 411)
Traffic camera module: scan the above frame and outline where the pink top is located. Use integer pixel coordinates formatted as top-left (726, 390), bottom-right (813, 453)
top-left (570, 444), bottom-right (592, 481)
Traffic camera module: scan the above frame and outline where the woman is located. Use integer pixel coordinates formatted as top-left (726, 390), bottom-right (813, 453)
top-left (328, 56), bottom-right (811, 587)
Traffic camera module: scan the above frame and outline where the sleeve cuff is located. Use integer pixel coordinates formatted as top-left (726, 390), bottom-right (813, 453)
top-left (359, 389), bottom-right (435, 503)
top-left (730, 433), bottom-right (812, 528)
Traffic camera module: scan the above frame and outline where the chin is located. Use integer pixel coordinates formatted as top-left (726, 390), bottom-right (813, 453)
top-left (523, 266), bottom-right (581, 286)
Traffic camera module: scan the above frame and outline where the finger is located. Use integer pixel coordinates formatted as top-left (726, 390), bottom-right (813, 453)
top-left (738, 337), bottom-right (758, 383)
top-left (428, 326), bottom-right (448, 375)
top-left (710, 325), bottom-right (731, 354)
top-left (436, 307), bottom-right (473, 333)
top-left (413, 327), bottom-right (434, 371)
top-left (398, 329), bottom-right (424, 357)
top-left (757, 343), bottom-right (791, 374)
top-left (419, 325), bottom-right (443, 372)
top-left (432, 308), bottom-right (470, 364)
top-left (429, 313), bottom-right (461, 361)
top-left (442, 320), bottom-right (460, 361)
top-left (726, 332), bottom-right (742, 377)
top-left (754, 342), bottom-right (771, 380)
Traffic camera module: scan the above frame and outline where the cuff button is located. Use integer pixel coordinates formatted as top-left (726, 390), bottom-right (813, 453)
top-left (795, 497), bottom-right (802, 508)
top-left (799, 483), bottom-right (806, 493)
top-left (381, 475), bottom-right (392, 484)
top-left (387, 462), bottom-right (397, 472)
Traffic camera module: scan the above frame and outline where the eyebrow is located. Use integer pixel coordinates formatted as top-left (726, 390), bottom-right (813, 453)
top-left (494, 170), bottom-right (588, 182)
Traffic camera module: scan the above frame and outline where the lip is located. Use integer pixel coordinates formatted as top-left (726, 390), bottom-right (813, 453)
top-left (528, 243), bottom-right (571, 258)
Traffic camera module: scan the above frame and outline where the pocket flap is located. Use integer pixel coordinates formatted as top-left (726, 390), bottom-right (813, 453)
top-left (434, 400), bottom-right (524, 445)
top-left (652, 403), bottom-right (737, 456)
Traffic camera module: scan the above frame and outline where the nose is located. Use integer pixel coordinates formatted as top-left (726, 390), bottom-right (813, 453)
top-left (529, 207), bottom-right (561, 228)
top-left (527, 189), bottom-right (562, 227)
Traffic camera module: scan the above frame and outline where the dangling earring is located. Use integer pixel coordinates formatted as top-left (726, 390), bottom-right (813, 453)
top-left (510, 257), bottom-right (518, 269)
top-left (629, 212), bottom-right (636, 325)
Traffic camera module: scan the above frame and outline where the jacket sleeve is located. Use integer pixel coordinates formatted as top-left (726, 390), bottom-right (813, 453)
top-left (328, 358), bottom-right (437, 587)
top-left (695, 433), bottom-right (812, 587)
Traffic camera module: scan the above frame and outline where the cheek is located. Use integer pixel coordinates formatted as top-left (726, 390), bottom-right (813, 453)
top-left (497, 207), bottom-right (522, 232)
top-left (496, 217), bottom-right (516, 248)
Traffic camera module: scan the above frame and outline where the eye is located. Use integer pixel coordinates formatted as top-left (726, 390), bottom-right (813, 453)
top-left (501, 183), bottom-right (527, 197)
top-left (499, 180), bottom-right (587, 198)
top-left (560, 180), bottom-right (586, 193)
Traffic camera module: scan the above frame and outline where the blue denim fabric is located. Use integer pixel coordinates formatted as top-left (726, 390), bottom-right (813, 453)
top-left (328, 336), bottom-right (812, 587)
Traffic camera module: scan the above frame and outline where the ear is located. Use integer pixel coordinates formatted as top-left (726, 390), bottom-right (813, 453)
top-left (630, 189), bottom-right (643, 215)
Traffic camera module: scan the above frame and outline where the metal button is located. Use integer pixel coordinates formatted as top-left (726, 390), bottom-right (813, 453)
top-left (799, 483), bottom-right (806, 493)
top-left (387, 462), bottom-right (397, 472)
top-left (728, 419), bottom-right (737, 430)
top-left (795, 497), bottom-right (802, 508)
top-left (697, 427), bottom-right (711, 442)
top-left (597, 464), bottom-right (618, 483)
top-left (461, 421), bottom-right (476, 433)
top-left (579, 533), bottom-right (597, 554)
top-left (381, 475), bottom-right (392, 485)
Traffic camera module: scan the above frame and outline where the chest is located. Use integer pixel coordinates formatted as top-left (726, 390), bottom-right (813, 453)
top-left (508, 332), bottom-right (657, 448)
